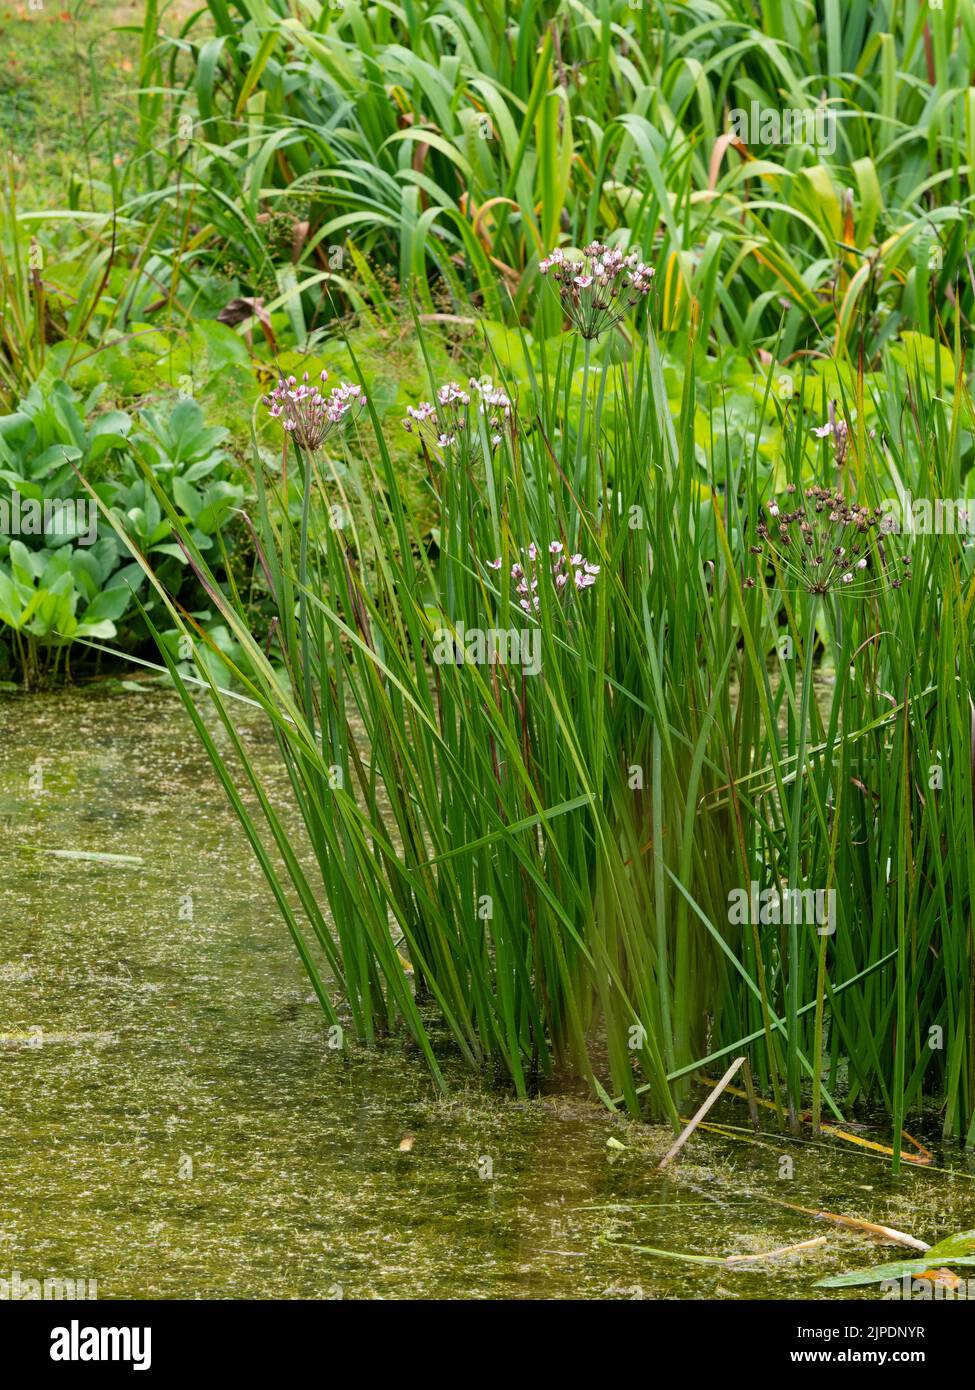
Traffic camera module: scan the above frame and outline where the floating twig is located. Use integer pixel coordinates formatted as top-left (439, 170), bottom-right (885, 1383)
top-left (657, 1056), bottom-right (745, 1170)
top-left (725, 1236), bottom-right (828, 1263)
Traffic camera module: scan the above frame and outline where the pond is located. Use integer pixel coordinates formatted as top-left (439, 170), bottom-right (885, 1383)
top-left (1, 686), bottom-right (972, 1300)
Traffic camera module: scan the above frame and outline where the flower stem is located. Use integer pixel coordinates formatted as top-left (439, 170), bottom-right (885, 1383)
top-left (297, 446), bottom-right (315, 733)
top-left (787, 599), bottom-right (818, 1128)
top-left (572, 337), bottom-right (593, 505)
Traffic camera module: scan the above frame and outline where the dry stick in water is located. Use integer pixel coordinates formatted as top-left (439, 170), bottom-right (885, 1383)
top-left (657, 1057), bottom-right (746, 1171)
top-left (725, 1237), bottom-right (828, 1264)
top-left (681, 1161), bottom-right (930, 1254)
top-left (781, 1206), bottom-right (929, 1253)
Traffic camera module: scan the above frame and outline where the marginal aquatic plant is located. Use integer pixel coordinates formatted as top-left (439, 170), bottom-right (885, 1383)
top-left (536, 239), bottom-right (654, 507)
top-left (487, 542), bottom-right (600, 611)
top-left (811, 409), bottom-right (850, 469)
top-left (539, 242), bottom-right (654, 340)
top-left (743, 475), bottom-right (913, 1126)
top-left (402, 378), bottom-right (513, 456)
top-left (745, 485), bottom-right (912, 597)
top-left (263, 370), bottom-right (366, 452)
top-left (124, 316), bottom-right (975, 1163)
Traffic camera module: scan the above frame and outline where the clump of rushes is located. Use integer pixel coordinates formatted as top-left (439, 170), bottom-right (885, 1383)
top-left (745, 484), bottom-right (912, 596)
top-left (746, 479), bottom-right (910, 1129)
top-left (487, 541), bottom-right (599, 611)
top-left (539, 242), bottom-right (654, 339)
top-left (402, 378), bottom-right (513, 455)
top-left (263, 370), bottom-right (366, 451)
top-left (136, 314), bottom-right (975, 1159)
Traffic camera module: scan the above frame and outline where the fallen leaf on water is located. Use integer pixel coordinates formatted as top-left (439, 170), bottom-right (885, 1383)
top-left (815, 1256), bottom-right (975, 1289)
top-left (915, 1269), bottom-right (962, 1290)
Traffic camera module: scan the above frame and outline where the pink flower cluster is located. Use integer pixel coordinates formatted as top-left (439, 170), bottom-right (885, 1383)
top-left (539, 242), bottom-right (654, 339)
top-left (402, 378), bottom-right (513, 454)
top-left (263, 370), bottom-right (367, 451)
top-left (811, 412), bottom-right (850, 468)
top-left (487, 541), bottom-right (600, 612)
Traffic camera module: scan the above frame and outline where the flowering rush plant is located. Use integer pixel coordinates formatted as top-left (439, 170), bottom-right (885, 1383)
top-left (488, 541), bottom-right (600, 613)
top-left (539, 242), bottom-right (654, 340)
top-left (811, 402), bottom-right (851, 468)
top-left (402, 378), bottom-right (513, 455)
top-left (745, 484), bottom-right (911, 597)
top-left (263, 370), bottom-right (366, 451)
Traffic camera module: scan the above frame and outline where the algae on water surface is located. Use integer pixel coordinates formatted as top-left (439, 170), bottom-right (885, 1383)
top-left (1, 688), bottom-right (972, 1299)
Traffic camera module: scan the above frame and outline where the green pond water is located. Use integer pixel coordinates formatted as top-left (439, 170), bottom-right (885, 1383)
top-left (1, 686), bottom-right (973, 1300)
